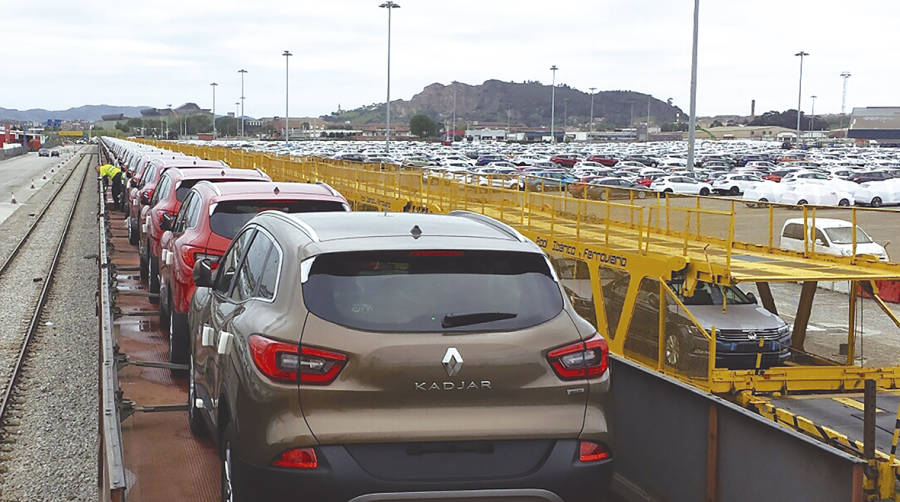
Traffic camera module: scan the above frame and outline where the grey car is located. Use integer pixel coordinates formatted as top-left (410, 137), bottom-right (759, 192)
top-left (187, 210), bottom-right (614, 502)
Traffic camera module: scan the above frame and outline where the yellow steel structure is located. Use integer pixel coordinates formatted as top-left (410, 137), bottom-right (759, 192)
top-left (136, 140), bottom-right (900, 497)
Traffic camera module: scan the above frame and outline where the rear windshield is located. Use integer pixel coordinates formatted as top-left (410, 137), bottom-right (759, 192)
top-left (303, 251), bottom-right (563, 333)
top-left (175, 179), bottom-right (264, 201)
top-left (210, 199), bottom-right (346, 239)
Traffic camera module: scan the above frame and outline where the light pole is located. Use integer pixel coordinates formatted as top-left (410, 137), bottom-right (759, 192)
top-left (452, 86), bottom-right (457, 142)
top-left (549, 65), bottom-right (558, 143)
top-left (238, 69), bottom-right (247, 138)
top-left (235, 102), bottom-right (240, 136)
top-left (686, 0), bottom-right (699, 173)
top-left (840, 71), bottom-right (851, 129)
top-left (282, 50), bottom-right (292, 143)
top-left (380, 1), bottom-right (400, 154)
top-left (589, 87), bottom-right (596, 133)
top-left (810, 95), bottom-right (817, 131)
top-left (166, 104), bottom-right (172, 139)
top-left (210, 83), bottom-right (218, 139)
top-left (794, 51), bottom-right (809, 144)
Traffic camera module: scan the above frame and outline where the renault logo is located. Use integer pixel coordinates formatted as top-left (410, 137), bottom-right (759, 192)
top-left (442, 348), bottom-right (463, 377)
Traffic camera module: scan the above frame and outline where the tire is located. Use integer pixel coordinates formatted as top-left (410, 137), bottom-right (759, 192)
top-left (148, 249), bottom-right (160, 303)
top-left (188, 356), bottom-right (207, 437)
top-left (729, 186), bottom-right (740, 196)
top-left (220, 424), bottom-right (246, 502)
top-left (797, 199), bottom-right (808, 206)
top-left (127, 218), bottom-right (139, 245)
top-left (159, 288), bottom-right (170, 332)
top-left (838, 198), bottom-right (850, 207)
top-left (872, 197), bottom-right (883, 208)
top-left (169, 307), bottom-right (189, 369)
top-left (700, 188), bottom-right (711, 196)
top-left (664, 333), bottom-right (688, 370)
top-left (139, 244), bottom-right (149, 283)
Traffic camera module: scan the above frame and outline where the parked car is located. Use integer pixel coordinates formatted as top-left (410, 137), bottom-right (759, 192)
top-left (854, 179), bottom-right (900, 207)
top-left (780, 218), bottom-right (889, 261)
top-left (850, 170), bottom-right (895, 184)
top-left (711, 174), bottom-right (767, 195)
top-left (187, 211), bottom-right (613, 501)
top-left (160, 181), bottom-right (350, 365)
top-left (550, 154), bottom-right (581, 168)
top-left (650, 176), bottom-right (712, 196)
top-left (140, 167), bottom-right (271, 303)
top-left (50, 150), bottom-right (60, 157)
top-left (38, 149), bottom-right (50, 157)
top-left (602, 277), bottom-right (791, 370)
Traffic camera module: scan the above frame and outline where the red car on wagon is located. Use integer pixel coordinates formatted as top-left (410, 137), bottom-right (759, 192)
top-left (158, 181), bottom-right (350, 365)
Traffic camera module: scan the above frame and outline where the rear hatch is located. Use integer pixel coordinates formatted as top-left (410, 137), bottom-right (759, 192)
top-left (298, 250), bottom-right (589, 475)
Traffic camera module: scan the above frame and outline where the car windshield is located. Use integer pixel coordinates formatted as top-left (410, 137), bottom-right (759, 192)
top-left (303, 250), bottom-right (563, 333)
top-left (671, 281), bottom-right (754, 306)
top-left (209, 199), bottom-right (346, 239)
top-left (824, 226), bottom-right (873, 244)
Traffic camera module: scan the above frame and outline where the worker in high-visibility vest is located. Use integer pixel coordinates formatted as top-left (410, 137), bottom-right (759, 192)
top-left (100, 164), bottom-right (124, 210)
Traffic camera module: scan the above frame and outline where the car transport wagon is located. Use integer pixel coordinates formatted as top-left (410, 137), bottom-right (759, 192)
top-left (186, 210), bottom-right (613, 502)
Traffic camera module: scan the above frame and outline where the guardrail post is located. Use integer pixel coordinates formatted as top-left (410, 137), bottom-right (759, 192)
top-left (852, 208), bottom-right (858, 262)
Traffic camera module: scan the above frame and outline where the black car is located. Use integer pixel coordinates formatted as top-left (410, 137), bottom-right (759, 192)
top-left (621, 155), bottom-right (658, 167)
top-left (51, 150), bottom-right (60, 157)
top-left (850, 170), bottom-right (894, 184)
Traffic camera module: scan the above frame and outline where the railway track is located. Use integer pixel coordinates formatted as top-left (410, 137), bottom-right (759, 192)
top-left (0, 148), bottom-right (93, 433)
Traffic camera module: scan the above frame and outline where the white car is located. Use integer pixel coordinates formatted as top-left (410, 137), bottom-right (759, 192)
top-left (780, 185), bottom-right (854, 206)
top-left (780, 218), bottom-right (889, 261)
top-left (650, 176), bottom-right (712, 196)
top-left (712, 174), bottom-right (767, 195)
top-left (854, 179), bottom-right (900, 207)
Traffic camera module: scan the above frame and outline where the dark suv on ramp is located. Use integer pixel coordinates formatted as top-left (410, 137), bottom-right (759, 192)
top-left (187, 211), bottom-right (613, 502)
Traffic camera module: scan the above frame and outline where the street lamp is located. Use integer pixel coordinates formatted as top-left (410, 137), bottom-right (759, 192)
top-left (549, 65), bottom-right (558, 143)
top-left (810, 95), bottom-right (817, 131)
top-left (686, 0), bottom-right (699, 173)
top-left (379, 1), bottom-right (400, 154)
top-left (589, 87), bottom-right (597, 133)
top-left (794, 51), bottom-right (809, 143)
top-left (210, 83), bottom-right (218, 139)
top-left (840, 71), bottom-right (851, 129)
top-left (235, 102), bottom-right (240, 136)
top-left (282, 50), bottom-right (292, 143)
top-left (238, 69), bottom-right (248, 138)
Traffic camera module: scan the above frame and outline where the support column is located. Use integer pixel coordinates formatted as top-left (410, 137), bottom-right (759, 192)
top-left (791, 281), bottom-right (818, 350)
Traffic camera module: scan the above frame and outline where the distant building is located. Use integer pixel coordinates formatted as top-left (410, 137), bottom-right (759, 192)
top-left (847, 107), bottom-right (900, 145)
top-left (706, 125), bottom-right (794, 140)
top-left (101, 113), bottom-right (125, 121)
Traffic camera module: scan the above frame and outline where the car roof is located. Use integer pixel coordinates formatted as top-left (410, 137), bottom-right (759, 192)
top-left (192, 181), bottom-right (345, 202)
top-left (259, 211), bottom-right (540, 257)
top-left (150, 157), bottom-right (228, 169)
top-left (163, 167), bottom-right (269, 181)
top-left (783, 218), bottom-right (852, 228)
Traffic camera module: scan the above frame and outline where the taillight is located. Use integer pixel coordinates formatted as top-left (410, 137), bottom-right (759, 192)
top-left (249, 335), bottom-right (347, 384)
top-left (272, 447), bottom-right (318, 469)
top-left (547, 333), bottom-right (609, 380)
top-left (579, 440), bottom-right (611, 462)
top-left (181, 245), bottom-right (221, 269)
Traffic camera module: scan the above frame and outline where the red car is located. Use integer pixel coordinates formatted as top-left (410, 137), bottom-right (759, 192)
top-left (126, 153), bottom-right (193, 244)
top-left (132, 157), bottom-right (230, 267)
top-left (550, 154), bottom-right (581, 168)
top-left (140, 166), bottom-right (269, 300)
top-left (586, 155), bottom-right (618, 167)
top-left (158, 181), bottom-right (350, 365)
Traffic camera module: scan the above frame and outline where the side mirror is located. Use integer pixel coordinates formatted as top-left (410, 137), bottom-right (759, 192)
top-left (140, 192), bottom-right (150, 205)
top-left (746, 292), bottom-right (757, 304)
top-left (814, 238), bottom-right (824, 247)
top-left (160, 213), bottom-right (175, 231)
top-left (193, 259), bottom-right (214, 288)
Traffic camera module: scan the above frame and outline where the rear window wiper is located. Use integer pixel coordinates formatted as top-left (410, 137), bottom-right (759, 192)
top-left (441, 312), bottom-right (517, 329)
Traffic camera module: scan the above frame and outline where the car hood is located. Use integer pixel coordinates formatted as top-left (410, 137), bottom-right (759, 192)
top-left (670, 304), bottom-right (787, 331)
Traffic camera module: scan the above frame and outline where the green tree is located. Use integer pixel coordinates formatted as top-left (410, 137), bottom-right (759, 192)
top-left (115, 121), bottom-right (130, 133)
top-left (409, 114), bottom-right (438, 138)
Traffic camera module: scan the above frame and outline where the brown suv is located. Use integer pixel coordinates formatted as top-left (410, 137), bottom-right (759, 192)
top-left (187, 210), bottom-right (613, 502)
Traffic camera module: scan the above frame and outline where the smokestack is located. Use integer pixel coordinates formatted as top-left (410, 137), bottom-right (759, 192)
top-left (751, 99), bottom-right (756, 121)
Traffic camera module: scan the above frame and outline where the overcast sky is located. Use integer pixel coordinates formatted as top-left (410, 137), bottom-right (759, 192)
top-left (3, 0), bottom-right (897, 117)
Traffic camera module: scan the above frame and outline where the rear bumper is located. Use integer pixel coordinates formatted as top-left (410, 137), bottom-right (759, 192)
top-left (233, 439), bottom-right (613, 502)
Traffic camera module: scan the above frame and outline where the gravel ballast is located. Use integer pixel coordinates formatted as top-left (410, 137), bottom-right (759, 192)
top-left (0, 147), bottom-right (99, 501)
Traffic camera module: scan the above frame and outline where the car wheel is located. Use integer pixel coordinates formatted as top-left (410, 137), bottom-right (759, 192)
top-left (839, 198), bottom-right (850, 207)
top-left (188, 357), bottom-right (207, 437)
top-left (148, 249), bottom-right (160, 302)
top-left (159, 289), bottom-right (171, 332)
top-left (700, 188), bottom-right (711, 196)
top-left (664, 333), bottom-right (687, 370)
top-left (169, 306), bottom-right (188, 370)
top-left (729, 186), bottom-right (740, 196)
top-left (139, 245), bottom-right (149, 283)
top-left (221, 425), bottom-right (245, 502)
top-left (872, 197), bottom-right (883, 207)
top-left (797, 199), bottom-right (808, 206)
top-left (127, 218), bottom-right (139, 245)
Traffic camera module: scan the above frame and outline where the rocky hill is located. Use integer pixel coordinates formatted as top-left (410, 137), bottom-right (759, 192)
top-left (325, 79), bottom-right (684, 128)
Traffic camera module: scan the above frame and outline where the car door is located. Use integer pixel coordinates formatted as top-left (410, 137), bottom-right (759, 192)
top-left (198, 228), bottom-right (256, 418)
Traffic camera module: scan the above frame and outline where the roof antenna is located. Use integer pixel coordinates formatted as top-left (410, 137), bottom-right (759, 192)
top-left (273, 186), bottom-right (280, 195)
top-left (410, 225), bottom-right (422, 239)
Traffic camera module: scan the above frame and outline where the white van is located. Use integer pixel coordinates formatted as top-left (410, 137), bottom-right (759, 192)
top-left (780, 218), bottom-right (889, 261)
